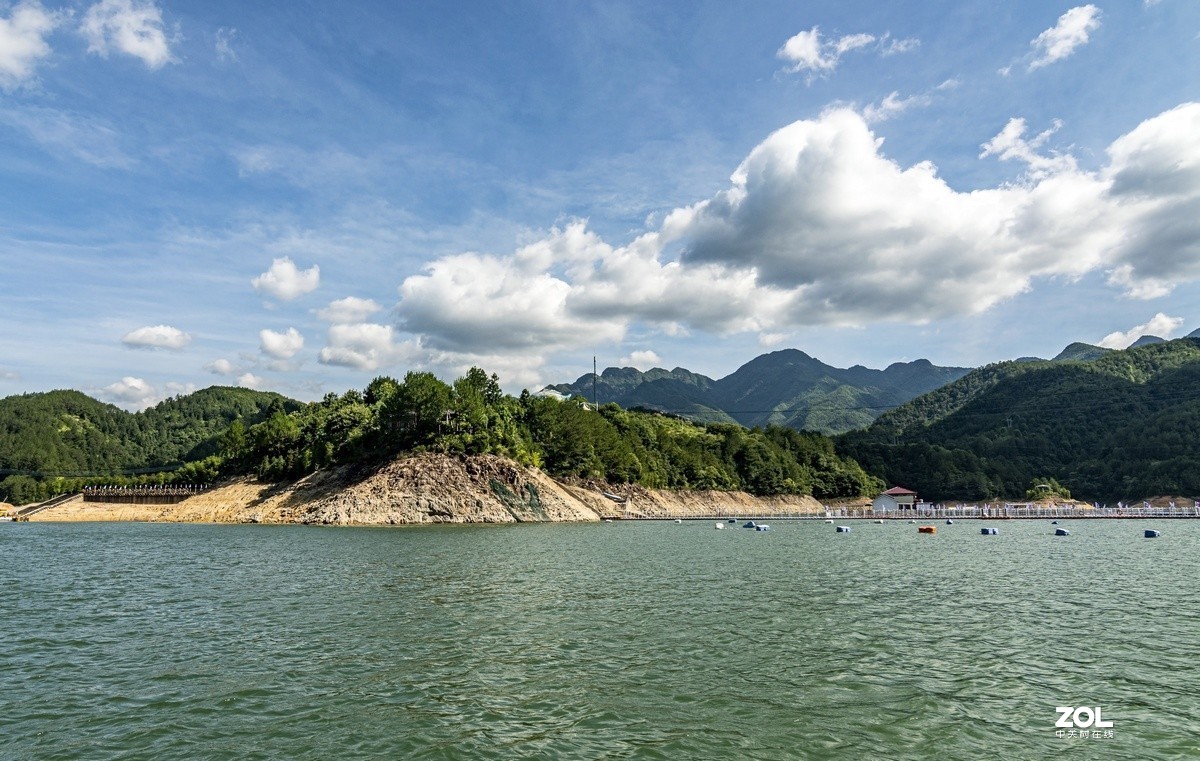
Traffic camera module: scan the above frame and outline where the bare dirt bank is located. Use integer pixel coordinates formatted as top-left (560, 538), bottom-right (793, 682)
top-left (29, 453), bottom-right (825, 525)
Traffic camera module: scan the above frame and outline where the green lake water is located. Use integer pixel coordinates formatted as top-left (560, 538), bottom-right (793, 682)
top-left (2, 519), bottom-right (1198, 759)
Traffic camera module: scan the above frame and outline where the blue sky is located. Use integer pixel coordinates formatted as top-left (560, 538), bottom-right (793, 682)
top-left (2, 0), bottom-right (1199, 408)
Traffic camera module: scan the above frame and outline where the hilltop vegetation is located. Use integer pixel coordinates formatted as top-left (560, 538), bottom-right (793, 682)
top-left (838, 338), bottom-right (1200, 502)
top-left (0, 387), bottom-right (297, 503)
top-left (0, 371), bottom-right (881, 505)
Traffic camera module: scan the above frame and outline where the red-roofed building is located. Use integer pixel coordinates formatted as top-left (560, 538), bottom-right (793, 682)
top-left (873, 486), bottom-right (918, 513)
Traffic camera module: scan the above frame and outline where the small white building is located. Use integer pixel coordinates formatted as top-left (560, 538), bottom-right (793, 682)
top-left (872, 486), bottom-right (918, 514)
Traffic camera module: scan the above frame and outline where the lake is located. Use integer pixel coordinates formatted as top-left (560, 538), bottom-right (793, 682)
top-left (2, 519), bottom-right (1198, 759)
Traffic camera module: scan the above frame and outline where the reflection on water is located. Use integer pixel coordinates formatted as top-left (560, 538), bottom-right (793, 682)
top-left (2, 519), bottom-right (1198, 759)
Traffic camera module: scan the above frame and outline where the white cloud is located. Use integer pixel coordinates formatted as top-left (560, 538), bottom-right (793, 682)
top-left (0, 367), bottom-right (20, 380)
top-left (388, 103), bottom-right (1200, 358)
top-left (163, 381), bottom-right (196, 397)
top-left (237, 372), bottom-right (263, 390)
top-left (318, 322), bottom-right (414, 371)
top-left (99, 376), bottom-right (158, 409)
top-left (1100, 103), bottom-right (1200, 295)
top-left (0, 1), bottom-right (63, 90)
top-left (395, 226), bottom-right (626, 354)
top-left (862, 91), bottom-right (930, 124)
top-left (215, 26), bottom-right (236, 62)
top-left (259, 327), bottom-right (304, 359)
top-left (778, 27), bottom-right (873, 79)
top-left (316, 296), bottom-right (382, 324)
top-left (777, 27), bottom-right (917, 82)
top-left (1099, 313), bottom-right (1185, 349)
top-left (619, 350), bottom-right (662, 370)
top-left (979, 117), bottom-right (1077, 179)
top-left (251, 256), bottom-right (320, 300)
top-left (205, 358), bottom-right (239, 375)
top-left (121, 324), bottom-right (191, 350)
top-left (1028, 5), bottom-right (1101, 71)
top-left (80, 0), bottom-right (175, 69)
top-left (879, 33), bottom-right (919, 56)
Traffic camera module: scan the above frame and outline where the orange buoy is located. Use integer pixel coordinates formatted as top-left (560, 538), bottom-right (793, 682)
top-left (918, 525), bottom-right (937, 534)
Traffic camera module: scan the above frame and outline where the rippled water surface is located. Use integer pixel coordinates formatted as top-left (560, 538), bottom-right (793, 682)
top-left (3, 519), bottom-right (1199, 759)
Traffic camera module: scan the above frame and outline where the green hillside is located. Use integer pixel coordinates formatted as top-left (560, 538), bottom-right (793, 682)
top-left (0, 373), bottom-right (881, 506)
top-left (0, 387), bottom-right (296, 502)
top-left (838, 338), bottom-right (1200, 502)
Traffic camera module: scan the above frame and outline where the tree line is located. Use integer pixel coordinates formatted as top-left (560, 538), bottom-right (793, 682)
top-left (1, 370), bottom-right (882, 505)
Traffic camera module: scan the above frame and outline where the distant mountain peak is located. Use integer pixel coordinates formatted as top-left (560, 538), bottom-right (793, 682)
top-left (1052, 342), bottom-right (1111, 362)
top-left (1129, 335), bottom-right (1165, 348)
top-left (546, 348), bottom-right (971, 435)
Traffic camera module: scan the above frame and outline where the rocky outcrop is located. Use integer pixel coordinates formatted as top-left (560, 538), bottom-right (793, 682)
top-left (302, 453), bottom-right (602, 525)
top-left (29, 453), bottom-right (827, 525)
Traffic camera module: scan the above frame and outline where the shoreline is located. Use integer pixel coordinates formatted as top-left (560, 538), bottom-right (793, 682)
top-left (19, 452), bottom-right (830, 525)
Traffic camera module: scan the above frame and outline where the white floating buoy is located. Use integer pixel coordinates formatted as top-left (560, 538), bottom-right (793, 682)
top-left (873, 519), bottom-right (884, 524)
top-left (674, 518), bottom-right (682, 524)
top-left (755, 524), bottom-right (770, 531)
top-left (714, 522), bottom-right (724, 529)
top-left (824, 519), bottom-right (834, 524)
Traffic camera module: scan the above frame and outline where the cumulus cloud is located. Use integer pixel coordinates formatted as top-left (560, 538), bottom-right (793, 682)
top-left (259, 327), bottom-right (304, 359)
top-left (237, 372), bottom-right (262, 389)
top-left (392, 102), bottom-right (1200, 362)
top-left (1099, 313), bottom-right (1185, 349)
top-left (1100, 103), bottom-right (1200, 295)
top-left (318, 323), bottom-right (414, 371)
top-left (316, 296), bottom-right (381, 324)
top-left (121, 324), bottom-right (191, 350)
top-left (777, 26), bottom-right (917, 82)
top-left (0, 1), bottom-right (63, 90)
top-left (252, 256), bottom-right (320, 300)
top-left (99, 376), bottom-right (158, 409)
top-left (1028, 5), bottom-right (1101, 70)
top-left (205, 358), bottom-right (239, 375)
top-left (396, 226), bottom-right (626, 354)
top-left (80, 0), bottom-right (175, 69)
top-left (619, 350), bottom-right (662, 370)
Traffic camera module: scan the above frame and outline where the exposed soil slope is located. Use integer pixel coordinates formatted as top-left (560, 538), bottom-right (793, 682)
top-left (29, 453), bottom-right (825, 524)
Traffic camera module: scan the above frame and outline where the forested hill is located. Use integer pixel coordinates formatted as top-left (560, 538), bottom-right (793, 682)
top-left (0, 387), bottom-right (297, 477)
top-left (545, 349), bottom-right (972, 434)
top-left (0, 373), bottom-right (882, 505)
top-left (837, 338), bottom-right (1200, 502)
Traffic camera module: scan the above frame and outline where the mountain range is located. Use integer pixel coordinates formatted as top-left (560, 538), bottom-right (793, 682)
top-left (546, 332), bottom-right (1200, 436)
top-left (547, 350), bottom-right (972, 435)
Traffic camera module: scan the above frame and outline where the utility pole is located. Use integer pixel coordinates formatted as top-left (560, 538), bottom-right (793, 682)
top-left (593, 356), bottom-right (598, 410)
